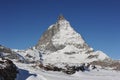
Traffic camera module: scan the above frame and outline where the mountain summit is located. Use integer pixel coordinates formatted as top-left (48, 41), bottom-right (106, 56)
top-left (36, 15), bottom-right (92, 53)
top-left (0, 16), bottom-right (120, 80)
top-left (58, 15), bottom-right (65, 20)
top-left (34, 15), bottom-right (109, 65)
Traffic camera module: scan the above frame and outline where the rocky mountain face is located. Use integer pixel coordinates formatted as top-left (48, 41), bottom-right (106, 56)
top-left (0, 59), bottom-right (18, 80)
top-left (36, 15), bottom-right (93, 53)
top-left (0, 45), bottom-right (20, 79)
top-left (0, 15), bottom-right (120, 77)
top-left (33, 15), bottom-right (109, 66)
top-left (0, 45), bottom-right (19, 59)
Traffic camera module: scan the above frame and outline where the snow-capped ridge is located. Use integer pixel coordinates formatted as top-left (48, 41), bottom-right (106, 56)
top-left (32, 15), bottom-right (111, 66)
top-left (36, 15), bottom-right (88, 53)
top-left (12, 15), bottom-right (110, 70)
top-left (94, 51), bottom-right (109, 60)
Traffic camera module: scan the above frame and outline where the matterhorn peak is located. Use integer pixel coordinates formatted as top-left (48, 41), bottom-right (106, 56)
top-left (15, 15), bottom-right (110, 66)
top-left (58, 14), bottom-right (65, 21)
top-left (56, 15), bottom-right (70, 28)
top-left (36, 15), bottom-right (92, 53)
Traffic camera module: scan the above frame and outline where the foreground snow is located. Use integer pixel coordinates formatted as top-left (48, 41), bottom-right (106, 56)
top-left (15, 62), bottom-right (120, 80)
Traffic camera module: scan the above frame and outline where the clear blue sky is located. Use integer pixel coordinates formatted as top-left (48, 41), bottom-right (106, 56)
top-left (0, 0), bottom-right (120, 59)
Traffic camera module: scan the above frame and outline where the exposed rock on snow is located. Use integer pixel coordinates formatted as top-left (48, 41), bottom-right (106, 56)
top-left (36, 15), bottom-right (92, 53)
top-left (31, 15), bottom-right (110, 66)
top-left (0, 59), bottom-right (18, 80)
top-left (14, 15), bottom-right (110, 68)
top-left (5, 16), bottom-right (116, 79)
top-left (91, 59), bottom-right (120, 70)
top-left (0, 45), bottom-right (20, 59)
top-left (15, 62), bottom-right (120, 80)
top-left (0, 15), bottom-right (120, 80)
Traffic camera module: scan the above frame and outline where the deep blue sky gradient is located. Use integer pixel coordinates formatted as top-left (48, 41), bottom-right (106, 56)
top-left (0, 0), bottom-right (120, 59)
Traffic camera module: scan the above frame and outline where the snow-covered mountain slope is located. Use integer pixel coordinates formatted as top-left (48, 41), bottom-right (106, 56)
top-left (14, 48), bottom-right (109, 69)
top-left (13, 15), bottom-right (110, 66)
top-left (8, 15), bottom-right (111, 73)
top-left (0, 15), bottom-right (120, 80)
top-left (0, 45), bottom-right (21, 60)
top-left (43, 50), bottom-right (109, 65)
top-left (34, 15), bottom-right (109, 65)
top-left (13, 47), bottom-right (40, 63)
top-left (15, 62), bottom-right (120, 80)
top-left (36, 15), bottom-right (92, 53)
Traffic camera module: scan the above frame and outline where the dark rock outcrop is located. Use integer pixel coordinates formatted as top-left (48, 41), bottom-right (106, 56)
top-left (0, 59), bottom-right (19, 80)
top-left (36, 24), bottom-right (60, 52)
top-left (90, 59), bottom-right (120, 70)
top-left (39, 63), bottom-right (95, 75)
top-left (35, 15), bottom-right (93, 53)
top-left (0, 45), bottom-right (19, 59)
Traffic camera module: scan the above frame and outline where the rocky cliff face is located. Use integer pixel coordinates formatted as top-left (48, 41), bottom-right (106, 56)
top-left (36, 15), bottom-right (93, 54)
top-left (0, 59), bottom-right (18, 80)
top-left (33, 15), bottom-right (110, 65)
top-left (0, 45), bottom-right (21, 60)
top-left (0, 45), bottom-right (19, 79)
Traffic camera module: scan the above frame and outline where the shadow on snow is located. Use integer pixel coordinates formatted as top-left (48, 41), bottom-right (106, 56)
top-left (16, 69), bottom-right (37, 80)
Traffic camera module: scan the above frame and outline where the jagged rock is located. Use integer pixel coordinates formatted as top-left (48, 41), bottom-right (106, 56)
top-left (0, 45), bottom-right (12, 53)
top-left (36, 15), bottom-right (93, 53)
top-left (0, 45), bottom-right (19, 59)
top-left (38, 63), bottom-right (96, 74)
top-left (43, 65), bottom-right (63, 72)
top-left (87, 55), bottom-right (98, 59)
top-left (90, 59), bottom-right (120, 70)
top-left (58, 14), bottom-right (65, 20)
top-left (36, 25), bottom-right (60, 52)
top-left (0, 59), bottom-right (19, 80)
top-left (14, 15), bottom-right (110, 72)
top-left (18, 15), bottom-right (109, 69)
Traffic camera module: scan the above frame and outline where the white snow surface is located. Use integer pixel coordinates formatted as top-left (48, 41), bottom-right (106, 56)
top-left (15, 61), bottom-right (120, 80)
top-left (52, 19), bottom-right (85, 46)
top-left (19, 17), bottom-right (109, 66)
top-left (14, 46), bottom-right (109, 67)
top-left (43, 45), bottom-right (109, 66)
top-left (13, 17), bottom-right (112, 80)
top-left (60, 45), bottom-right (80, 53)
top-left (93, 51), bottom-right (109, 60)
top-left (15, 47), bottom-right (40, 62)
